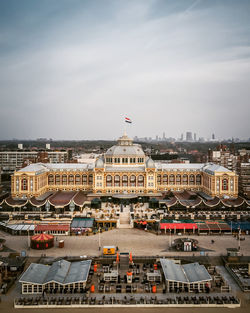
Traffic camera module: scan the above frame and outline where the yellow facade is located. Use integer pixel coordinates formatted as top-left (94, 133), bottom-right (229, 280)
top-left (11, 133), bottom-right (238, 199)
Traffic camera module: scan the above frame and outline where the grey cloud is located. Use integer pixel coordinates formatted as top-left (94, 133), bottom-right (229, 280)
top-left (0, 0), bottom-right (249, 140)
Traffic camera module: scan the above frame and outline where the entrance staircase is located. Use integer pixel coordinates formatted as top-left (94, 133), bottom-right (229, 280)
top-left (119, 205), bottom-right (133, 229)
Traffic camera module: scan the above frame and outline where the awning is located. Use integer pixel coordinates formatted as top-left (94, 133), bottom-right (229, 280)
top-left (135, 221), bottom-right (147, 225)
top-left (112, 194), bottom-right (138, 199)
top-left (49, 191), bottom-right (77, 207)
top-left (160, 223), bottom-right (197, 230)
top-left (35, 224), bottom-right (70, 232)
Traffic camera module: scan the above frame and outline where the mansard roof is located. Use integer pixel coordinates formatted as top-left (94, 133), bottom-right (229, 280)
top-left (17, 163), bottom-right (94, 174)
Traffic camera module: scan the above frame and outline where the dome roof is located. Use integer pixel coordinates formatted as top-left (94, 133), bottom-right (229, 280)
top-left (95, 157), bottom-right (104, 168)
top-left (105, 132), bottom-right (145, 157)
top-left (146, 157), bottom-right (155, 168)
top-left (105, 144), bottom-right (145, 157)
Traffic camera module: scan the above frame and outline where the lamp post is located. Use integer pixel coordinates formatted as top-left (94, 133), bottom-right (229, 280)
top-left (169, 228), bottom-right (171, 249)
top-left (27, 229), bottom-right (30, 249)
top-left (98, 227), bottom-right (101, 251)
top-left (238, 227), bottom-right (241, 251)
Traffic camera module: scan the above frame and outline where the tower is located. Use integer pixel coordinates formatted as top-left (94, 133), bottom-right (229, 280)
top-left (186, 132), bottom-right (192, 142)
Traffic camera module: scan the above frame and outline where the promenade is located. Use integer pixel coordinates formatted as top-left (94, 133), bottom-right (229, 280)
top-left (1, 228), bottom-right (250, 257)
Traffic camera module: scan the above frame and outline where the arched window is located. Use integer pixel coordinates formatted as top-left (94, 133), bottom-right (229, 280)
top-left (183, 174), bottom-right (188, 185)
top-left (169, 174), bottom-right (175, 185)
top-left (55, 175), bottom-right (60, 185)
top-left (163, 174), bottom-right (168, 185)
top-left (130, 175), bottom-right (136, 187)
top-left (196, 174), bottom-right (201, 185)
top-left (157, 175), bottom-right (161, 184)
top-left (82, 175), bottom-right (87, 185)
top-left (222, 179), bottom-right (228, 191)
top-left (69, 175), bottom-right (74, 185)
top-left (75, 174), bottom-right (81, 185)
top-left (189, 175), bottom-right (195, 185)
top-left (88, 175), bottom-right (93, 185)
top-left (21, 178), bottom-right (27, 191)
top-left (106, 175), bottom-right (112, 187)
top-left (114, 175), bottom-right (120, 187)
top-left (122, 175), bottom-right (128, 187)
top-left (48, 175), bottom-right (54, 185)
top-left (62, 174), bottom-right (67, 185)
top-left (138, 175), bottom-right (144, 187)
top-left (176, 174), bottom-right (181, 185)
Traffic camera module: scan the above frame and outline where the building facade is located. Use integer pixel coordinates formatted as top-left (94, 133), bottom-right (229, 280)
top-left (11, 133), bottom-right (238, 199)
top-left (0, 150), bottom-right (68, 173)
top-left (239, 163), bottom-right (250, 199)
top-left (208, 146), bottom-right (249, 198)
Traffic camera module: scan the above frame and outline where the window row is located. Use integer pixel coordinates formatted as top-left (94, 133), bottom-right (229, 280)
top-left (106, 175), bottom-right (144, 187)
top-left (157, 174), bottom-right (202, 185)
top-left (48, 174), bottom-right (93, 185)
top-left (105, 157), bottom-right (144, 164)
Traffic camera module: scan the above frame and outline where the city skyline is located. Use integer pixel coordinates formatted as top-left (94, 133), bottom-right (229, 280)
top-left (0, 0), bottom-right (250, 140)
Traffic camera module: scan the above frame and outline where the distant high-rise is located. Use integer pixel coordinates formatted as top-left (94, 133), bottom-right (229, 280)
top-left (212, 133), bottom-right (215, 140)
top-left (180, 133), bottom-right (183, 141)
top-left (194, 133), bottom-right (197, 141)
top-left (163, 132), bottom-right (166, 140)
top-left (186, 132), bottom-right (192, 141)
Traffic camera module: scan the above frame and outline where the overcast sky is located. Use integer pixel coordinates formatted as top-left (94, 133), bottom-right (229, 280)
top-left (0, 0), bottom-right (249, 140)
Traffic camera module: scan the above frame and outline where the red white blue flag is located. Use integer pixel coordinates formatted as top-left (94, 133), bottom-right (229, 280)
top-left (125, 117), bottom-right (132, 124)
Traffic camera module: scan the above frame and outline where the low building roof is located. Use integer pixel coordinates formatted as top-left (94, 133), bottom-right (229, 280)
top-left (71, 217), bottom-right (94, 229)
top-left (44, 259), bottom-right (71, 284)
top-left (19, 263), bottom-right (50, 284)
top-left (64, 260), bottom-right (92, 284)
top-left (183, 262), bottom-right (212, 283)
top-left (160, 259), bottom-right (212, 284)
top-left (19, 259), bottom-right (92, 285)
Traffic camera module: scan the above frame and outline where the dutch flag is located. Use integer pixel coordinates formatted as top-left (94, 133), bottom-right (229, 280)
top-left (125, 117), bottom-right (132, 124)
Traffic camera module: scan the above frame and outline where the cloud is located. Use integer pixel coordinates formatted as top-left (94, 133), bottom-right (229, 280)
top-left (0, 0), bottom-right (249, 140)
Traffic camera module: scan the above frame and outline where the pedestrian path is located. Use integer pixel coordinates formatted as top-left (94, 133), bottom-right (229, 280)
top-left (119, 205), bottom-right (132, 229)
top-left (216, 266), bottom-right (241, 292)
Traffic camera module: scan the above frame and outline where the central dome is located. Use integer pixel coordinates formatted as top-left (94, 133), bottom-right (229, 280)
top-left (105, 132), bottom-right (145, 157)
top-left (105, 144), bottom-right (145, 157)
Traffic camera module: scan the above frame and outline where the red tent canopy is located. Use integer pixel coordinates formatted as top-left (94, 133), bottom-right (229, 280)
top-left (31, 233), bottom-right (54, 242)
top-left (160, 223), bottom-right (197, 230)
top-left (35, 225), bottom-right (69, 232)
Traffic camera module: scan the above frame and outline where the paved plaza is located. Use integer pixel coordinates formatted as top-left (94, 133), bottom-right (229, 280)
top-left (1, 228), bottom-right (250, 257)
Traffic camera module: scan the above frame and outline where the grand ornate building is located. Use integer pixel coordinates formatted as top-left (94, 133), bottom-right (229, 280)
top-left (11, 133), bottom-right (238, 199)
